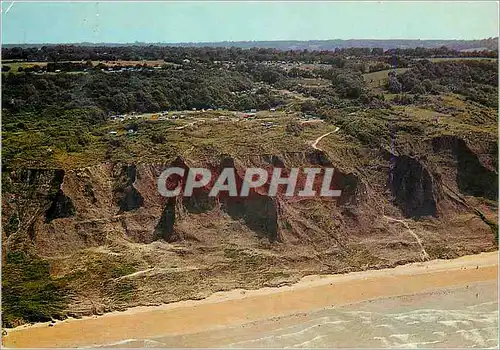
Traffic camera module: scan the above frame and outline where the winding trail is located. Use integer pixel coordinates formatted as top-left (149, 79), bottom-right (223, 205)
top-left (384, 215), bottom-right (430, 261)
top-left (310, 127), bottom-right (340, 151)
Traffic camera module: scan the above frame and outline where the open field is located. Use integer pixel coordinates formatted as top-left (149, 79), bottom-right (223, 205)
top-left (1, 59), bottom-right (174, 74)
top-left (3, 106), bottom-right (336, 168)
top-left (2, 59), bottom-right (168, 67)
top-left (363, 68), bottom-right (409, 89)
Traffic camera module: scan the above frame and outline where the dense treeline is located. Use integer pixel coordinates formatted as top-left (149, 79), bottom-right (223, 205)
top-left (3, 55), bottom-right (385, 126)
top-left (388, 60), bottom-right (499, 107)
top-left (3, 45), bottom-right (497, 64)
top-left (161, 37), bottom-right (500, 52)
top-left (4, 38), bottom-right (498, 51)
top-left (3, 57), bottom-right (497, 127)
top-left (1, 68), bottom-right (286, 117)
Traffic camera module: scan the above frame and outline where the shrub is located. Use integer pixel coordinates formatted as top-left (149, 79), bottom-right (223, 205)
top-left (2, 251), bottom-right (68, 327)
top-left (285, 120), bottom-right (303, 136)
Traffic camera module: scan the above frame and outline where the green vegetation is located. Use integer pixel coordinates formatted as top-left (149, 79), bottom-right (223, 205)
top-left (3, 42), bottom-right (496, 63)
top-left (390, 60), bottom-right (498, 107)
top-left (473, 208), bottom-right (499, 245)
top-left (2, 55), bottom-right (497, 170)
top-left (1, 45), bottom-right (498, 326)
top-left (2, 251), bottom-right (68, 327)
top-left (1, 246), bottom-right (141, 327)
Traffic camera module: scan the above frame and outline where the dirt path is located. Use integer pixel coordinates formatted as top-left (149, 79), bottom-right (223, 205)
top-left (300, 119), bottom-right (324, 125)
top-left (310, 127), bottom-right (340, 151)
top-left (175, 121), bottom-right (197, 130)
top-left (384, 215), bottom-right (430, 261)
top-left (3, 252), bottom-right (497, 348)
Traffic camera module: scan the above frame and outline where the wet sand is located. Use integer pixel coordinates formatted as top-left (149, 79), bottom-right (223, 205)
top-left (146, 280), bottom-right (498, 348)
top-left (2, 251), bottom-right (498, 348)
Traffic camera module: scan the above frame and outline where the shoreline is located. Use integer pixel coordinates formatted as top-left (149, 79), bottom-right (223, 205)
top-left (3, 251), bottom-right (498, 348)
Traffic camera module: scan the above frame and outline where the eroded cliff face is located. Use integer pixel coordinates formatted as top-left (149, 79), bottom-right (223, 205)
top-left (390, 155), bottom-right (438, 218)
top-left (1, 144), bottom-right (497, 318)
top-left (431, 136), bottom-right (498, 201)
top-left (2, 151), bottom-right (366, 251)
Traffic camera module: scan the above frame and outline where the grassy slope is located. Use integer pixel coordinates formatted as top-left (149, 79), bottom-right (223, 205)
top-left (3, 110), bottom-right (337, 169)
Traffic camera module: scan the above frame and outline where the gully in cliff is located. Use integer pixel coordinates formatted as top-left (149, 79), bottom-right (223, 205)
top-left (158, 167), bottom-right (343, 198)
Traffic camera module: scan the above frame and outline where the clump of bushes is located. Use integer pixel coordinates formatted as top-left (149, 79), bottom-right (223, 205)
top-left (285, 120), bottom-right (303, 136)
top-left (2, 251), bottom-right (68, 327)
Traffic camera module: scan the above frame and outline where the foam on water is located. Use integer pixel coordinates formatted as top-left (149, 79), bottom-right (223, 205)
top-left (222, 302), bottom-right (498, 348)
top-left (87, 338), bottom-right (139, 348)
top-left (98, 282), bottom-right (498, 348)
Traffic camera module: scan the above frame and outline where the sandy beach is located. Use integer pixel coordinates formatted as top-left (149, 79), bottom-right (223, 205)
top-left (2, 251), bottom-right (498, 348)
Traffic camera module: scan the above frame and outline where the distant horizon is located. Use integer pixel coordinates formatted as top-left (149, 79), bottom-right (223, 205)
top-left (2, 36), bottom-right (499, 46)
top-left (1, 2), bottom-right (498, 45)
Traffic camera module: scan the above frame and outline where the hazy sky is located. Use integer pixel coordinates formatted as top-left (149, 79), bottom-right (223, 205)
top-left (1, 1), bottom-right (499, 44)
